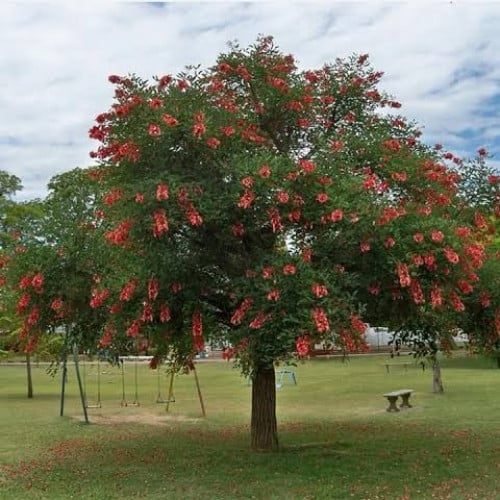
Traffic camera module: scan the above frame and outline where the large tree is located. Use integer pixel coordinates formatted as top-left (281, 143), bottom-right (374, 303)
top-left (86, 37), bottom-right (491, 450)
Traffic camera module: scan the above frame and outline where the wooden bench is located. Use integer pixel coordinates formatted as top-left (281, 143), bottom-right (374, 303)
top-left (383, 389), bottom-right (413, 412)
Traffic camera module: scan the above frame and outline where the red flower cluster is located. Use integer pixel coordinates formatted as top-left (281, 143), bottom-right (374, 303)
top-left (396, 263), bottom-right (411, 288)
top-left (90, 288), bottom-right (110, 309)
top-left (311, 307), bottom-right (329, 332)
top-left (192, 311), bottom-right (204, 351)
top-left (160, 304), bottom-right (171, 322)
top-left (119, 280), bottom-right (137, 301)
top-left (148, 277), bottom-right (159, 300)
top-left (311, 283), bottom-right (328, 298)
top-left (230, 297), bottom-right (253, 325)
top-left (156, 184), bottom-right (169, 201)
top-left (350, 313), bottom-right (366, 334)
top-left (106, 220), bottom-right (132, 246)
top-left (153, 209), bottom-right (169, 237)
top-left (249, 311), bottom-right (269, 329)
top-left (295, 335), bottom-right (310, 357)
top-left (268, 208), bottom-right (283, 233)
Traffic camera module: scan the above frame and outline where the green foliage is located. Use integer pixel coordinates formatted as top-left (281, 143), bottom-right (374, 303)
top-left (86, 36), bottom-right (491, 378)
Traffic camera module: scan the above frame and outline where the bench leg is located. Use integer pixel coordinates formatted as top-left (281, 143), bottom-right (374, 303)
top-left (386, 396), bottom-right (400, 412)
top-left (400, 393), bottom-right (412, 408)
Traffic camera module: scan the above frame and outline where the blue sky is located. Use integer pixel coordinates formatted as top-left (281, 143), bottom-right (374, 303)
top-left (1, 1), bottom-right (499, 200)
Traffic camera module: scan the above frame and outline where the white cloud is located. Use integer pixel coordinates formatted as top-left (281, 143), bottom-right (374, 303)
top-left (0, 1), bottom-right (499, 200)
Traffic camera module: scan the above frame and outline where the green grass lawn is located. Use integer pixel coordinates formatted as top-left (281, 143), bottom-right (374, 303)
top-left (0, 353), bottom-right (499, 499)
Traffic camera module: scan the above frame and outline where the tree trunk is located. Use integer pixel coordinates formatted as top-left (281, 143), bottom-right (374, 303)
top-left (431, 355), bottom-right (444, 394)
top-left (251, 364), bottom-right (279, 451)
top-left (26, 353), bottom-right (33, 399)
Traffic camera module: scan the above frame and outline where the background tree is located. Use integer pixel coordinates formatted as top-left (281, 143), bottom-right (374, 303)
top-left (83, 37), bottom-right (493, 450)
top-left (4, 167), bottom-right (109, 380)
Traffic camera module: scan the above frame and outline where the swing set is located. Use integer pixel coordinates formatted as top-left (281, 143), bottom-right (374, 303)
top-left (59, 344), bottom-right (206, 423)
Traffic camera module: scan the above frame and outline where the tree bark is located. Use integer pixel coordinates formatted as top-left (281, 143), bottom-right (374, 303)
top-left (251, 364), bottom-right (279, 451)
top-left (26, 353), bottom-right (33, 399)
top-left (431, 355), bottom-right (444, 394)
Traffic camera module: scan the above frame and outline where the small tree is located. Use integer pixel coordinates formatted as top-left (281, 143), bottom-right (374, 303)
top-left (85, 37), bottom-right (492, 450)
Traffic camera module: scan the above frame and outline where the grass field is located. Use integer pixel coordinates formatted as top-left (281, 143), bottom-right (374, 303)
top-left (0, 353), bottom-right (499, 499)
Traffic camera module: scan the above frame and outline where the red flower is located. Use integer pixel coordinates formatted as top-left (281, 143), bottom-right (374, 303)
top-left (413, 233), bottom-right (424, 244)
top-left (153, 209), bottom-right (169, 237)
top-left (162, 114), bottom-right (179, 127)
top-left (311, 283), bottom-right (328, 298)
top-left (249, 311), bottom-right (269, 329)
top-left (477, 147), bottom-right (487, 156)
top-left (329, 209), bottom-right (343, 222)
top-left (220, 126), bottom-right (235, 137)
top-left (158, 75), bottom-right (172, 88)
top-left (206, 137), bottom-right (221, 149)
top-left (298, 158), bottom-right (316, 174)
top-left (135, 193), bottom-right (145, 203)
top-left (192, 311), bottom-right (203, 337)
top-left (296, 336), bottom-right (310, 357)
top-left (268, 208), bottom-right (283, 233)
top-left (241, 177), bottom-right (254, 188)
top-left (368, 284), bottom-right (380, 295)
top-left (50, 298), bottom-right (63, 311)
top-left (261, 267), bottom-right (275, 279)
top-left (126, 320), bottom-right (141, 337)
top-left (474, 211), bottom-right (488, 230)
top-left (141, 303), bottom-right (154, 322)
top-left (276, 191), bottom-right (289, 203)
top-left (311, 307), bottom-right (329, 332)
top-left (149, 98), bottom-right (163, 109)
top-left (297, 118), bottom-right (310, 128)
top-left (148, 277), bottom-right (159, 301)
top-left (283, 264), bottom-right (296, 275)
top-left (385, 237), bottom-right (396, 248)
top-left (457, 280), bottom-right (473, 294)
top-left (449, 292), bottom-right (465, 312)
top-left (148, 124), bottom-right (162, 136)
top-left (360, 242), bottom-right (371, 253)
top-left (192, 123), bottom-right (206, 138)
top-left (396, 263), bottom-right (411, 288)
top-left (316, 193), bottom-right (329, 204)
top-left (159, 304), bottom-right (171, 322)
top-left (237, 190), bottom-right (256, 209)
top-left (330, 140), bottom-right (344, 152)
top-left (267, 289), bottom-right (280, 301)
top-left (218, 62), bottom-right (232, 73)
top-left (156, 184), bottom-right (169, 201)
top-left (391, 172), bottom-right (407, 182)
top-left (19, 275), bottom-right (32, 290)
top-left (258, 165), bottom-right (271, 178)
top-left (350, 313), bottom-right (366, 334)
top-left (382, 139), bottom-right (401, 152)
top-left (230, 297), bottom-right (253, 325)
top-left (17, 293), bottom-right (31, 314)
top-left (430, 230), bottom-right (444, 243)
top-left (30, 273), bottom-right (44, 291)
top-left (443, 246), bottom-right (459, 264)
top-left (105, 220), bottom-right (132, 246)
top-left (90, 288), bottom-right (110, 309)
top-left (171, 282), bottom-right (182, 293)
top-left (232, 222), bottom-right (245, 236)
top-left (430, 284), bottom-right (443, 308)
top-left (119, 280), bottom-right (137, 301)
top-left (410, 279), bottom-right (425, 304)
